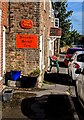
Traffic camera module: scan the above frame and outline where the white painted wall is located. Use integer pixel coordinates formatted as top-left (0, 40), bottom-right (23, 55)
top-left (0, 10), bottom-right (2, 80)
top-left (39, 35), bottom-right (44, 73)
top-left (3, 26), bottom-right (6, 74)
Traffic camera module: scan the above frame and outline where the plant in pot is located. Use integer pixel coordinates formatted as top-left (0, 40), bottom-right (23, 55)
top-left (28, 67), bottom-right (40, 77)
top-left (21, 68), bottom-right (40, 88)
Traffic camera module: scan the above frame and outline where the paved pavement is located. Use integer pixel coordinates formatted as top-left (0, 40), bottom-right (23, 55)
top-left (1, 62), bottom-right (79, 120)
top-left (2, 85), bottom-right (75, 120)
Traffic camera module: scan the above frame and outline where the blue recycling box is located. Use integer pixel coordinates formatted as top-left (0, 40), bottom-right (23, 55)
top-left (10, 70), bottom-right (21, 81)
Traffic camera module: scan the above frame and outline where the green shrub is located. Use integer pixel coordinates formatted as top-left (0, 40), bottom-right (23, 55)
top-left (28, 68), bottom-right (40, 77)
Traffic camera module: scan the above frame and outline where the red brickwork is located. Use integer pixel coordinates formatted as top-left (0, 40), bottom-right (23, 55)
top-left (2, 2), bottom-right (8, 26)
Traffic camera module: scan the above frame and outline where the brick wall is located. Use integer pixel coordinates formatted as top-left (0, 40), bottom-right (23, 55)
top-left (2, 2), bottom-right (8, 26)
top-left (6, 2), bottom-right (40, 75)
top-left (6, 2), bottom-right (52, 75)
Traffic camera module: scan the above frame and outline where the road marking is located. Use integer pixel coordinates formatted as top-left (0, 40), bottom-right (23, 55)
top-left (68, 95), bottom-right (80, 120)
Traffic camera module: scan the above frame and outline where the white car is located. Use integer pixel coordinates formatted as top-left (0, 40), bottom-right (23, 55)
top-left (68, 51), bottom-right (84, 80)
top-left (75, 68), bottom-right (84, 108)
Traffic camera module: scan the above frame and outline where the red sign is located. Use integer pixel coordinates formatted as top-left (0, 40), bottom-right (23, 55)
top-left (20, 19), bottom-right (33, 29)
top-left (50, 27), bottom-right (62, 36)
top-left (16, 34), bottom-right (38, 48)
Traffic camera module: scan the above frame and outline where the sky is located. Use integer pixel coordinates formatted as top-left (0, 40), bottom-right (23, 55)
top-left (67, 1), bottom-right (84, 35)
top-left (53, 0), bottom-right (84, 35)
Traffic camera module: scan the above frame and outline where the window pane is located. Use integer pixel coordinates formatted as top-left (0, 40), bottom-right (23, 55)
top-left (77, 54), bottom-right (84, 62)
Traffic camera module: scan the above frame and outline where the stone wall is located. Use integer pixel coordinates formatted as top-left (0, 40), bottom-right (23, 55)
top-left (6, 2), bottom-right (40, 75)
top-left (6, 2), bottom-right (52, 76)
top-left (39, 2), bottom-right (52, 70)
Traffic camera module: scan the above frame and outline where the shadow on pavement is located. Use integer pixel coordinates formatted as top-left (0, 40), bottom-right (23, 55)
top-left (44, 60), bottom-right (76, 86)
top-left (58, 61), bottom-right (68, 68)
top-left (44, 71), bottom-right (76, 86)
top-left (72, 96), bottom-right (84, 120)
top-left (21, 94), bottom-right (74, 120)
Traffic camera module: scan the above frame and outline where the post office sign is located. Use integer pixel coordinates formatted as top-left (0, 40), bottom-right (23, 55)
top-left (20, 19), bottom-right (33, 29)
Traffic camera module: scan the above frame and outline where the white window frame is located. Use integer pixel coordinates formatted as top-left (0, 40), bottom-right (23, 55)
top-left (54, 18), bottom-right (59, 28)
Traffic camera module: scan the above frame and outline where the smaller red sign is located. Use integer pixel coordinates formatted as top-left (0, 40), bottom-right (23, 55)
top-left (20, 19), bottom-right (33, 29)
top-left (50, 27), bottom-right (62, 36)
top-left (16, 34), bottom-right (38, 48)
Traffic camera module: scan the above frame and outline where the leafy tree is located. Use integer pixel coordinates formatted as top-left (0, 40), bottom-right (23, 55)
top-left (79, 35), bottom-right (84, 46)
top-left (53, 1), bottom-right (80, 47)
top-left (70, 30), bottom-right (81, 45)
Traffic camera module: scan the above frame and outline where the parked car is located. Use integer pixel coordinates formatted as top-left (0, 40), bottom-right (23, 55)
top-left (71, 45), bottom-right (83, 48)
top-left (75, 68), bottom-right (84, 108)
top-left (64, 48), bottom-right (84, 66)
top-left (68, 51), bottom-right (84, 80)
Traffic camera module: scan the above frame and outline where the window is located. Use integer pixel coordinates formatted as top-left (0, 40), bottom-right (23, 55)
top-left (54, 18), bottom-right (59, 28)
top-left (77, 54), bottom-right (84, 62)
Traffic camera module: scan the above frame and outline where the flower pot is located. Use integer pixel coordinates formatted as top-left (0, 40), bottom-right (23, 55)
top-left (21, 76), bottom-right (38, 88)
